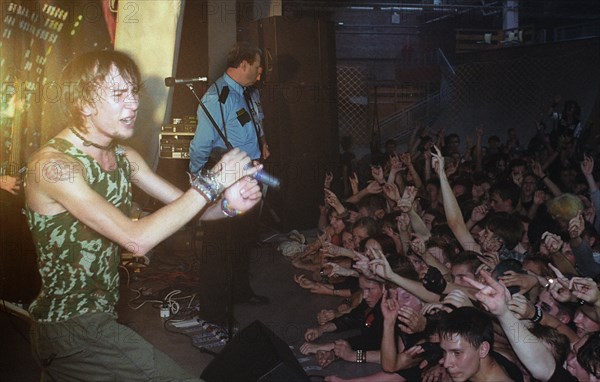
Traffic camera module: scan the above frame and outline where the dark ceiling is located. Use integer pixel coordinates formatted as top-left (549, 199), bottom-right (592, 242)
top-left (281, 0), bottom-right (600, 27)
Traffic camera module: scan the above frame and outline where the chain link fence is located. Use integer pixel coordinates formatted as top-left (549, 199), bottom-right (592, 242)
top-left (336, 65), bottom-right (369, 145)
top-left (434, 41), bottom-right (600, 144)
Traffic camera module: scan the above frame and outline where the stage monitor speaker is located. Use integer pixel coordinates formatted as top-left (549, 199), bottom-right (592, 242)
top-left (200, 320), bottom-right (309, 382)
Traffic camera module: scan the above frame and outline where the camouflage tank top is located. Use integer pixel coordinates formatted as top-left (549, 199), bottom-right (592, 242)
top-left (25, 138), bottom-right (132, 322)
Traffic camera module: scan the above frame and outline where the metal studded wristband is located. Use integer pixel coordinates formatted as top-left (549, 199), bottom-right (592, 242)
top-left (189, 171), bottom-right (224, 203)
top-left (530, 305), bottom-right (543, 323)
top-left (356, 349), bottom-right (365, 363)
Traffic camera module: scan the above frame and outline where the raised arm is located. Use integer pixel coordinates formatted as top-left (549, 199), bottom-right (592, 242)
top-left (345, 181), bottom-right (383, 205)
top-left (568, 212), bottom-right (600, 278)
top-left (465, 271), bottom-right (557, 381)
top-left (432, 145), bottom-right (480, 253)
top-left (531, 161), bottom-right (562, 197)
top-left (401, 152), bottom-right (423, 189)
top-left (581, 154), bottom-right (600, 233)
top-left (369, 249), bottom-right (441, 303)
top-left (26, 147), bottom-right (259, 256)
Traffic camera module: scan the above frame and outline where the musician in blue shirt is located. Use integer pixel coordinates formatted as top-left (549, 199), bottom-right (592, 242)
top-left (189, 42), bottom-right (269, 174)
top-left (188, 42), bottom-right (271, 333)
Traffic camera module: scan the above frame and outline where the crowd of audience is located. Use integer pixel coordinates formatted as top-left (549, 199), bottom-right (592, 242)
top-left (287, 97), bottom-right (600, 381)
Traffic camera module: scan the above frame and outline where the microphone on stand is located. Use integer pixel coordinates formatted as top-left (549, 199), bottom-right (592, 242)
top-left (164, 76), bottom-right (208, 87)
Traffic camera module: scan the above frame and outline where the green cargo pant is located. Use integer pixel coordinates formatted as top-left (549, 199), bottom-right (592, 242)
top-left (30, 312), bottom-right (202, 382)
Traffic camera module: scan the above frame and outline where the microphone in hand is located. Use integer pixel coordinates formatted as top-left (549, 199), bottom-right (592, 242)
top-left (253, 169), bottom-right (280, 189)
top-left (244, 162), bottom-right (280, 189)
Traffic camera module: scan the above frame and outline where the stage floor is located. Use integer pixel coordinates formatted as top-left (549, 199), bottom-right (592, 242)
top-left (1, 225), bottom-right (381, 381)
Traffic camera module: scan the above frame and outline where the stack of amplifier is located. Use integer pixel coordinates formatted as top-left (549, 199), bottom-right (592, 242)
top-left (159, 116), bottom-right (197, 159)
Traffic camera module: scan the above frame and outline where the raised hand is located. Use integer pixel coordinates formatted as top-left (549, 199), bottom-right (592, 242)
top-left (366, 180), bottom-right (383, 195)
top-left (546, 267), bottom-right (573, 303)
top-left (548, 262), bottom-right (567, 280)
top-left (383, 182), bottom-right (401, 204)
top-left (353, 251), bottom-right (377, 279)
top-left (402, 186), bottom-right (418, 205)
top-left (347, 210), bottom-right (360, 224)
top-left (294, 274), bottom-right (316, 289)
top-left (321, 241), bottom-right (342, 258)
top-left (569, 277), bottom-right (600, 305)
top-left (324, 188), bottom-right (343, 211)
top-left (442, 290), bottom-right (474, 309)
top-left (507, 293), bottom-right (535, 320)
top-left (423, 149), bottom-right (433, 162)
top-left (316, 350), bottom-right (337, 368)
top-left (470, 204), bottom-right (490, 223)
top-left (477, 251), bottom-right (500, 271)
top-left (381, 288), bottom-right (400, 323)
top-left (531, 161), bottom-right (545, 179)
top-left (368, 248), bottom-right (394, 281)
top-left (399, 152), bottom-right (413, 168)
top-left (319, 204), bottom-right (328, 216)
top-left (349, 172), bottom-right (359, 195)
top-left (410, 235), bottom-right (427, 256)
top-left (431, 145), bottom-right (445, 177)
top-left (324, 171), bottom-right (334, 189)
top-left (397, 198), bottom-right (413, 213)
top-left (303, 327), bottom-right (322, 342)
top-left (397, 306), bottom-right (427, 334)
top-left (397, 213), bottom-right (411, 233)
top-left (333, 339), bottom-right (354, 362)
top-left (382, 224), bottom-right (399, 241)
top-left (317, 309), bottom-right (336, 326)
top-left (370, 165), bottom-right (385, 184)
top-left (568, 211), bottom-right (585, 239)
top-left (498, 271), bottom-right (539, 295)
top-left (463, 270), bottom-right (511, 317)
top-left (541, 231), bottom-right (563, 253)
top-left (421, 302), bottom-right (446, 316)
top-left (325, 262), bottom-right (356, 277)
top-left (389, 153), bottom-right (403, 174)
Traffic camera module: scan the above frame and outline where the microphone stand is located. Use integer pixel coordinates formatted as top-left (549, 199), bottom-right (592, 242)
top-left (185, 83), bottom-right (236, 351)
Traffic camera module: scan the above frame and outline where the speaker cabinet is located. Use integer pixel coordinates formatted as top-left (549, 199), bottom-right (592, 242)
top-left (240, 16), bottom-right (339, 231)
top-left (201, 320), bottom-right (309, 382)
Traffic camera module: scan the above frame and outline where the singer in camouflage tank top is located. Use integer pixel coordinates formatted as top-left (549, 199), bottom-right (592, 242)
top-left (25, 138), bottom-right (132, 322)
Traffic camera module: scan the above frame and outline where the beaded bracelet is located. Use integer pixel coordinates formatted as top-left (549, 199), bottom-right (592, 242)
top-left (221, 198), bottom-right (243, 217)
top-left (189, 171), bottom-right (225, 203)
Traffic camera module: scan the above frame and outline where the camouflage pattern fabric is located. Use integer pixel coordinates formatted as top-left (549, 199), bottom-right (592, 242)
top-left (25, 138), bottom-right (132, 322)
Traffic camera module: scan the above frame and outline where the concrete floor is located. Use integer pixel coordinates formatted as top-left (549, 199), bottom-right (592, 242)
top-left (0, 225), bottom-right (381, 381)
